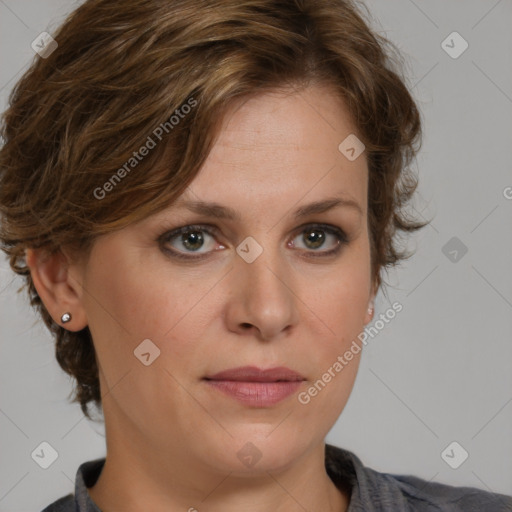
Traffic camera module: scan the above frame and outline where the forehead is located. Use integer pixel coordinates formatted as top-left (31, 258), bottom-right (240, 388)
top-left (183, 85), bottom-right (368, 213)
top-left (215, 85), bottom-right (359, 150)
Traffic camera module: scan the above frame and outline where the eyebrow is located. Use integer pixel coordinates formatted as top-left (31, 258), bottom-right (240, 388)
top-left (173, 196), bottom-right (363, 221)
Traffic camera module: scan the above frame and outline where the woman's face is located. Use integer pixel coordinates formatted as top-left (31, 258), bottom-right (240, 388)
top-left (68, 85), bottom-right (375, 474)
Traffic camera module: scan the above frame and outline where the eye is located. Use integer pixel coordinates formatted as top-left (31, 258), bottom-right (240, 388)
top-left (160, 224), bottom-right (222, 259)
top-left (159, 223), bottom-right (348, 261)
top-left (289, 223), bottom-right (348, 257)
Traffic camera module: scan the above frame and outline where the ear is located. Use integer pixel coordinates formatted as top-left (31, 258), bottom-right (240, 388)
top-left (25, 247), bottom-right (88, 332)
top-left (363, 287), bottom-right (376, 326)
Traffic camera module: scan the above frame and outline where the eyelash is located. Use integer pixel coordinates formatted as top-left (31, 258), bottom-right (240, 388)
top-left (159, 223), bottom-right (349, 261)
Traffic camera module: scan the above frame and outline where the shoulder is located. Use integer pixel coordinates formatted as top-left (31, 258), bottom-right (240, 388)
top-left (40, 458), bottom-right (105, 512)
top-left (389, 472), bottom-right (512, 511)
top-left (325, 444), bottom-right (512, 511)
top-left (40, 493), bottom-right (74, 512)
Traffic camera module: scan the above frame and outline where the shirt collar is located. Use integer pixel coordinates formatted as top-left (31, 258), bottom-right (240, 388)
top-left (74, 458), bottom-right (104, 511)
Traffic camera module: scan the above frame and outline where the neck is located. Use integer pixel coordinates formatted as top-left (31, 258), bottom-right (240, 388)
top-left (88, 425), bottom-right (350, 512)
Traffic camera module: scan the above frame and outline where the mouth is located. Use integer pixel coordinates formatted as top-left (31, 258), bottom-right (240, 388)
top-left (203, 366), bottom-right (306, 407)
top-left (203, 365), bottom-right (306, 383)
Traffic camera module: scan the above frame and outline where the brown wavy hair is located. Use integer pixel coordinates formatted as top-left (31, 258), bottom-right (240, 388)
top-left (0, 0), bottom-right (428, 418)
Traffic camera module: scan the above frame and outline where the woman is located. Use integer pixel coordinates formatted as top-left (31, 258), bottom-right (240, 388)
top-left (0, 0), bottom-right (510, 510)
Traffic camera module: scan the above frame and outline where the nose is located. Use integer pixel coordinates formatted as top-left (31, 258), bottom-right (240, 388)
top-left (224, 243), bottom-right (299, 341)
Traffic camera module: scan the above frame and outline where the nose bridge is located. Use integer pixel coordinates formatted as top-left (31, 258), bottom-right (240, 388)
top-left (229, 234), bottom-right (298, 338)
top-left (237, 237), bottom-right (291, 305)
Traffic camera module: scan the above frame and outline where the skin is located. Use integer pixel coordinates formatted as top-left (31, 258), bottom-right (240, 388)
top-left (27, 84), bottom-right (376, 512)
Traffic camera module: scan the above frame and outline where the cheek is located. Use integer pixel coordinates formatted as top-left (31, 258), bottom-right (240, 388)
top-left (93, 262), bottom-right (222, 376)
top-left (296, 248), bottom-right (371, 379)
top-left (81, 256), bottom-right (174, 383)
top-left (296, 267), bottom-right (368, 423)
top-left (83, 257), bottom-right (213, 416)
top-left (86, 253), bottom-right (198, 339)
top-left (304, 256), bottom-right (371, 337)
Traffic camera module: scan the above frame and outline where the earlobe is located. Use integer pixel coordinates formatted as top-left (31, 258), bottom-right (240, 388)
top-left (25, 248), bottom-right (88, 331)
top-left (364, 295), bottom-right (375, 325)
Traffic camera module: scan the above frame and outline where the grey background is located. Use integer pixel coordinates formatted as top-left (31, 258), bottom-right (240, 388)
top-left (1, 0), bottom-right (511, 510)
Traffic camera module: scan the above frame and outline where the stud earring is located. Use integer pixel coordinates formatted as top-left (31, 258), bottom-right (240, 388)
top-left (61, 312), bottom-right (72, 324)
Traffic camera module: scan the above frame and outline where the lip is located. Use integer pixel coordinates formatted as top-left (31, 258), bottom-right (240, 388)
top-left (204, 365), bottom-right (305, 382)
top-left (203, 366), bottom-right (305, 407)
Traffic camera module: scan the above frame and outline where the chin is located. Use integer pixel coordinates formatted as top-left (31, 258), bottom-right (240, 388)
top-left (202, 428), bottom-right (315, 476)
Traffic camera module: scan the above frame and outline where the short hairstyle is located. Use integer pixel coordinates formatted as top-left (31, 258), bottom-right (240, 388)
top-left (0, 0), bottom-right (428, 418)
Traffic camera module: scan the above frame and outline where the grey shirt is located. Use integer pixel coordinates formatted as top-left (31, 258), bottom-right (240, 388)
top-left (41, 444), bottom-right (512, 511)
